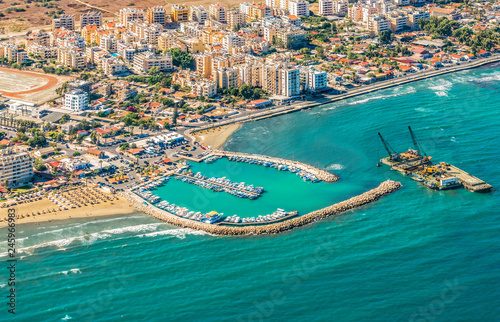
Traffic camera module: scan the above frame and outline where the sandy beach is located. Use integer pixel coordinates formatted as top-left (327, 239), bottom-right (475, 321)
top-left (194, 123), bottom-right (242, 149)
top-left (0, 187), bottom-right (138, 227)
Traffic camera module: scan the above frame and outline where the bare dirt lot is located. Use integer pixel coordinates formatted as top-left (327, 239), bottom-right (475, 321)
top-left (0, 68), bottom-right (73, 104)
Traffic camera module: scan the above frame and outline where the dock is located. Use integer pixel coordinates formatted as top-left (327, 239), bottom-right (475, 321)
top-left (174, 173), bottom-right (261, 197)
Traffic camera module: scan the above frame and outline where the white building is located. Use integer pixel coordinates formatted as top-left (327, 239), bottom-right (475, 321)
top-left (190, 5), bottom-right (208, 24)
top-left (288, 0), bottom-right (310, 17)
top-left (281, 67), bottom-right (300, 97)
top-left (0, 147), bottom-right (34, 187)
top-left (300, 67), bottom-right (327, 92)
top-left (319, 0), bottom-right (333, 16)
top-left (64, 90), bottom-right (89, 111)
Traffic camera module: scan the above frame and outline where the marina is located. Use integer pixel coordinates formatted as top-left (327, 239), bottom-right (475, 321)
top-left (378, 127), bottom-right (492, 193)
top-left (174, 171), bottom-right (264, 200)
top-left (120, 180), bottom-right (402, 235)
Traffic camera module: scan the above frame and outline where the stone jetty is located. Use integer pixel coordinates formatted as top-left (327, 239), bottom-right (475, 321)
top-left (211, 150), bottom-right (339, 183)
top-left (120, 180), bottom-right (401, 236)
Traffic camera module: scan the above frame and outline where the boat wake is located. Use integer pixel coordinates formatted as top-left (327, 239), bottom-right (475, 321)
top-left (326, 163), bottom-right (344, 171)
top-left (60, 268), bottom-right (81, 275)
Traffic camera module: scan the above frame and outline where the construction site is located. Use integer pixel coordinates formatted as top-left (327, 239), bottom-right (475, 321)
top-left (378, 126), bottom-right (492, 193)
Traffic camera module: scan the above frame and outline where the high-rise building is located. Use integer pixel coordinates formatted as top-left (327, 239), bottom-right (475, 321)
top-left (172, 5), bottom-right (189, 23)
top-left (119, 8), bottom-right (145, 28)
top-left (227, 10), bottom-right (245, 29)
top-left (0, 147), bottom-right (34, 187)
top-left (368, 16), bottom-right (390, 34)
top-left (288, 0), bottom-right (309, 17)
top-left (213, 67), bottom-right (239, 89)
top-left (319, 0), bottom-right (333, 16)
top-left (209, 3), bottom-right (227, 23)
top-left (80, 11), bottom-right (102, 29)
top-left (147, 6), bottom-right (166, 26)
top-left (281, 66), bottom-right (300, 97)
top-left (52, 14), bottom-right (75, 30)
top-left (190, 5), bottom-right (208, 24)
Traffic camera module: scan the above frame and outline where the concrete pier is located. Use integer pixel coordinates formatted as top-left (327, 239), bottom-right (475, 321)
top-left (120, 180), bottom-right (401, 236)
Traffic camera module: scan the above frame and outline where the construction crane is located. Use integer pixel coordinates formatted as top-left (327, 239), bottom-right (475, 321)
top-left (378, 132), bottom-right (400, 161)
top-left (408, 126), bottom-right (427, 157)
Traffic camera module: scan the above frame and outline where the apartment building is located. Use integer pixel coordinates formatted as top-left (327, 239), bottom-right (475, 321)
top-left (27, 30), bottom-right (50, 46)
top-left (389, 14), bottom-right (409, 32)
top-left (0, 42), bottom-right (28, 63)
top-left (209, 3), bottom-right (227, 23)
top-left (147, 6), bottom-right (166, 26)
top-left (172, 5), bottom-right (189, 23)
top-left (190, 5), bottom-right (208, 24)
top-left (0, 147), bottom-right (34, 187)
top-left (100, 34), bottom-right (118, 52)
top-left (288, 0), bottom-right (309, 17)
top-left (262, 64), bottom-right (282, 95)
top-left (368, 16), bottom-right (390, 34)
top-left (158, 32), bottom-right (178, 51)
top-left (64, 90), bottom-right (89, 111)
top-left (227, 10), bottom-right (246, 29)
top-left (113, 81), bottom-right (138, 100)
top-left (57, 47), bottom-right (86, 68)
top-left (238, 63), bottom-right (263, 87)
top-left (223, 32), bottom-right (245, 51)
top-left (53, 14), bottom-right (75, 31)
top-left (348, 4), bottom-right (363, 21)
top-left (408, 10), bottom-right (430, 28)
top-left (319, 0), bottom-right (333, 16)
top-left (213, 67), bottom-right (239, 89)
top-left (334, 0), bottom-right (348, 16)
top-left (27, 43), bottom-right (58, 59)
top-left (80, 11), bottom-right (102, 29)
top-left (300, 67), bottom-right (327, 92)
top-left (195, 53), bottom-right (213, 78)
top-left (191, 80), bottom-right (217, 97)
top-left (119, 8), bottom-right (145, 28)
top-left (101, 56), bottom-right (128, 76)
top-left (133, 52), bottom-right (173, 73)
top-left (281, 67), bottom-right (300, 97)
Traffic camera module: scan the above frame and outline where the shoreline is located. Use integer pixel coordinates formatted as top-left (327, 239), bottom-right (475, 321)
top-left (0, 188), bottom-right (138, 228)
top-left (193, 123), bottom-right (242, 149)
top-left (190, 55), bottom-right (500, 149)
top-left (120, 180), bottom-right (402, 236)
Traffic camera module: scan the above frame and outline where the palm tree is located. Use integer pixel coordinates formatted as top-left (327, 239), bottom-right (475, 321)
top-left (99, 160), bottom-right (103, 170)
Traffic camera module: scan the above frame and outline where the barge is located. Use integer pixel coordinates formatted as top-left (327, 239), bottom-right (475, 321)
top-left (378, 127), bottom-right (492, 193)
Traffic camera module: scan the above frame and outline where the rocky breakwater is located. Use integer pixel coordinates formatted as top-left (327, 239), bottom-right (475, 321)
top-left (212, 150), bottom-right (339, 183)
top-left (120, 180), bottom-right (401, 236)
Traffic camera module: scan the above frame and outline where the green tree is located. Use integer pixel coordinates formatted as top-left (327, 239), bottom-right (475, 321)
top-left (379, 31), bottom-right (392, 44)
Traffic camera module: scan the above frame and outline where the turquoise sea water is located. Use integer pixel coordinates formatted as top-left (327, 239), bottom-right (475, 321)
top-left (2, 65), bottom-right (500, 321)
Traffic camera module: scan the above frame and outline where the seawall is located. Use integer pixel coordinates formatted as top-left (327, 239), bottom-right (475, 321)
top-left (120, 180), bottom-right (402, 236)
